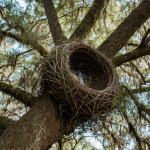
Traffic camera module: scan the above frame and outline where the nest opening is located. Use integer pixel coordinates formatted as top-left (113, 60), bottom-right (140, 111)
top-left (69, 49), bottom-right (109, 90)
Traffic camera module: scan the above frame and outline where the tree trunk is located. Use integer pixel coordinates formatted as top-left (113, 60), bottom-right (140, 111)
top-left (0, 95), bottom-right (63, 150)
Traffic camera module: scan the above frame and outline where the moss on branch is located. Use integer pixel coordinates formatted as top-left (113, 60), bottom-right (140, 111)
top-left (0, 82), bottom-right (35, 106)
top-left (70, 0), bottom-right (105, 39)
top-left (0, 30), bottom-right (49, 57)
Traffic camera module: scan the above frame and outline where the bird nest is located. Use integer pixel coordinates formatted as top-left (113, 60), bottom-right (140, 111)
top-left (40, 41), bottom-right (118, 120)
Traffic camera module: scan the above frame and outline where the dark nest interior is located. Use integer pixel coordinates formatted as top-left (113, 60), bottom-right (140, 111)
top-left (40, 41), bottom-right (118, 121)
top-left (70, 50), bottom-right (109, 90)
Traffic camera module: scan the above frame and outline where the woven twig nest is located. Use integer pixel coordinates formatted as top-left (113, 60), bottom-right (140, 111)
top-left (40, 41), bottom-right (118, 119)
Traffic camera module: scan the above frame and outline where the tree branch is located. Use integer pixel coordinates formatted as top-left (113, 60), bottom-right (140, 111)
top-left (0, 116), bottom-right (15, 136)
top-left (145, 36), bottom-right (150, 45)
top-left (29, 18), bottom-right (47, 32)
top-left (122, 85), bottom-right (150, 116)
top-left (0, 30), bottom-right (49, 57)
top-left (70, 0), bottom-right (106, 39)
top-left (130, 86), bottom-right (150, 94)
top-left (139, 28), bottom-right (150, 47)
top-left (13, 48), bottom-right (34, 69)
top-left (0, 82), bottom-right (35, 106)
top-left (41, 0), bottom-right (67, 44)
top-left (113, 46), bottom-right (150, 66)
top-left (122, 109), bottom-right (142, 149)
top-left (127, 42), bottom-right (139, 47)
top-left (97, 0), bottom-right (150, 58)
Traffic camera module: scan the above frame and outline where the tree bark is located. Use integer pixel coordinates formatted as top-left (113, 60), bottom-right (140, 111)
top-left (113, 46), bottom-right (150, 66)
top-left (0, 117), bottom-right (15, 136)
top-left (98, 0), bottom-right (150, 58)
top-left (0, 95), bottom-right (63, 150)
top-left (41, 0), bottom-right (67, 44)
top-left (70, 0), bottom-right (106, 39)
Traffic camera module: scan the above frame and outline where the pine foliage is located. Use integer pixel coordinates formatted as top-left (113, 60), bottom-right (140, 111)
top-left (0, 0), bottom-right (150, 149)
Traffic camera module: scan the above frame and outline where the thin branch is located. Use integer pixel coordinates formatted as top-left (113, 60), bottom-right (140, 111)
top-left (0, 82), bottom-right (35, 106)
top-left (0, 65), bottom-right (12, 70)
top-left (13, 48), bottom-right (34, 69)
top-left (0, 116), bottom-right (15, 136)
top-left (130, 62), bottom-right (146, 84)
top-left (110, 2), bottom-right (130, 14)
top-left (41, 0), bottom-right (67, 44)
top-left (59, 6), bottom-right (88, 19)
top-left (29, 18), bottom-right (47, 32)
top-left (70, 0), bottom-right (106, 39)
top-left (97, 0), bottom-right (150, 58)
top-left (113, 46), bottom-right (150, 66)
top-left (122, 86), bottom-right (150, 116)
top-left (145, 36), bottom-right (150, 45)
top-left (6, 25), bottom-right (25, 34)
top-left (102, 122), bottom-right (121, 146)
top-left (130, 86), bottom-right (150, 94)
top-left (0, 9), bottom-right (4, 21)
top-left (123, 62), bottom-right (146, 84)
top-left (127, 42), bottom-right (139, 47)
top-left (122, 109), bottom-right (142, 149)
top-left (0, 30), bottom-right (49, 57)
top-left (139, 28), bottom-right (150, 47)
top-left (140, 112), bottom-right (150, 124)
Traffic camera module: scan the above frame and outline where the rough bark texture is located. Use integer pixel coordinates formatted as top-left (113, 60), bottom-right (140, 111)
top-left (70, 0), bottom-right (106, 39)
top-left (113, 46), bottom-right (150, 66)
top-left (98, 0), bottom-right (150, 58)
top-left (0, 95), bottom-right (62, 150)
top-left (41, 0), bottom-right (67, 44)
top-left (0, 117), bottom-right (15, 136)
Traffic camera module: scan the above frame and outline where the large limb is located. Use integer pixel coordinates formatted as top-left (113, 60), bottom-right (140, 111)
top-left (70, 0), bottom-right (106, 39)
top-left (0, 95), bottom-right (63, 149)
top-left (113, 46), bottom-right (150, 66)
top-left (97, 0), bottom-right (150, 59)
top-left (0, 82), bottom-right (35, 106)
top-left (41, 0), bottom-right (67, 44)
top-left (0, 30), bottom-right (48, 57)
